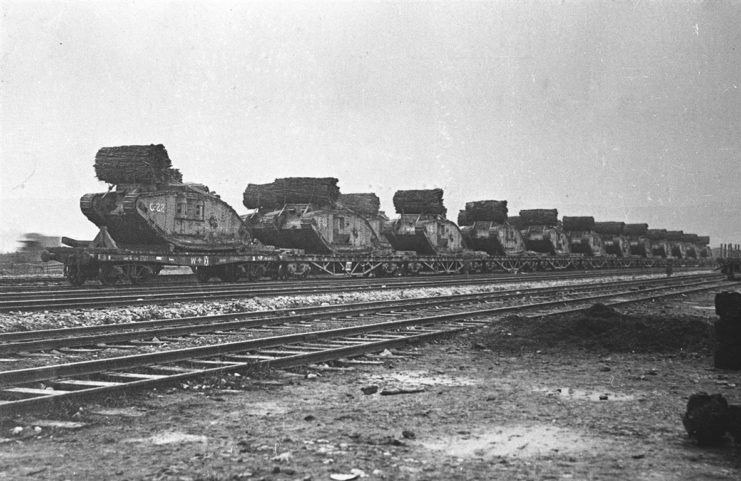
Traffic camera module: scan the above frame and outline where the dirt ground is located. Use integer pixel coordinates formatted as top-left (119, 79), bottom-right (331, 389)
top-left (1, 288), bottom-right (740, 481)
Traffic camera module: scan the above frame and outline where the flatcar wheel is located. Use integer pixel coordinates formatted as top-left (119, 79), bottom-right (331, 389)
top-left (99, 264), bottom-right (125, 286)
top-left (126, 264), bottom-right (153, 285)
top-left (64, 263), bottom-right (85, 286)
top-left (194, 266), bottom-right (211, 283)
top-left (219, 265), bottom-right (240, 282)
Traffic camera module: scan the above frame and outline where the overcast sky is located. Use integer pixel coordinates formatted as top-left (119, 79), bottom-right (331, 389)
top-left (1, 0), bottom-right (739, 252)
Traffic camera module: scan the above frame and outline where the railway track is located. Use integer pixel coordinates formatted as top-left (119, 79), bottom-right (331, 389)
top-left (0, 273), bottom-right (732, 414)
top-left (0, 274), bottom-right (721, 356)
top-left (0, 267), bottom-right (710, 312)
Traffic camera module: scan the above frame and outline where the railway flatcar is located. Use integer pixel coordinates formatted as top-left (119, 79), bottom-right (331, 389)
top-left (42, 146), bottom-right (718, 285)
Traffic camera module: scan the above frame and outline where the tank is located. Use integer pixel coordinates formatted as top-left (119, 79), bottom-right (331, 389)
top-left (457, 200), bottom-right (525, 256)
top-left (697, 236), bottom-right (712, 259)
top-left (518, 225), bottom-right (571, 255)
top-left (593, 221), bottom-right (629, 257)
top-left (382, 214), bottom-right (466, 255)
top-left (624, 224), bottom-right (651, 257)
top-left (80, 183), bottom-right (251, 251)
top-left (567, 231), bottom-right (605, 256)
top-left (647, 229), bottom-right (670, 258)
top-left (382, 189), bottom-right (466, 255)
top-left (680, 234), bottom-right (699, 259)
top-left (562, 217), bottom-right (604, 256)
top-left (337, 193), bottom-right (393, 250)
top-left (666, 230), bottom-right (685, 258)
top-left (244, 203), bottom-right (384, 255)
top-left (518, 209), bottom-right (570, 255)
top-left (459, 222), bottom-right (526, 256)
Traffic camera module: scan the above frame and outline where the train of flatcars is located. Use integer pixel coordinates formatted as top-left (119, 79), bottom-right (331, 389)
top-left (42, 146), bottom-right (716, 286)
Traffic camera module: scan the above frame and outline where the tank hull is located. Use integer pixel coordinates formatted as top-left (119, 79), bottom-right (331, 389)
top-left (80, 185), bottom-right (250, 251)
top-left (245, 204), bottom-right (383, 255)
top-left (460, 222), bottom-right (526, 256)
top-left (603, 236), bottom-right (631, 257)
top-left (383, 215), bottom-right (466, 255)
top-left (651, 241), bottom-right (670, 258)
top-left (520, 225), bottom-right (570, 255)
top-left (567, 231), bottom-right (605, 256)
top-left (629, 237), bottom-right (652, 257)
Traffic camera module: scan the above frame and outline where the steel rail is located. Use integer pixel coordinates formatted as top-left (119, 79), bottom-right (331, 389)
top-left (0, 267), bottom-right (695, 295)
top-left (0, 326), bottom-right (469, 414)
top-left (0, 277), bottom-right (732, 415)
top-left (0, 278), bottom-right (730, 391)
top-left (0, 275), bottom-right (723, 354)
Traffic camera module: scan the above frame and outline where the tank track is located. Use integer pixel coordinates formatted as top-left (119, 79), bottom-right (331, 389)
top-left (80, 193), bottom-right (105, 226)
top-left (122, 192), bottom-right (140, 215)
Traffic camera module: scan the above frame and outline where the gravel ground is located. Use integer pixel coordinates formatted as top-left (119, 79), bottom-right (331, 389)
top-left (1, 284), bottom-right (739, 480)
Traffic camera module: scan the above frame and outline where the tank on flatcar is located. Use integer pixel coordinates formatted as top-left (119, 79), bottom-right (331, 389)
top-left (243, 179), bottom-right (385, 256)
top-left (696, 235), bottom-right (712, 259)
top-left (382, 189), bottom-right (467, 255)
top-left (624, 223), bottom-right (652, 257)
top-left (457, 200), bottom-right (526, 256)
top-left (562, 216), bottom-right (604, 256)
top-left (665, 230), bottom-right (686, 258)
top-left (594, 221), bottom-right (630, 257)
top-left (336, 193), bottom-right (393, 250)
top-left (647, 229), bottom-right (670, 258)
top-left (82, 145), bottom-right (251, 252)
top-left (518, 209), bottom-right (570, 255)
top-left (681, 233), bottom-right (699, 259)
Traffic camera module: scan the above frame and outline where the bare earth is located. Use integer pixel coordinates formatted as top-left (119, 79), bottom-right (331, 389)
top-left (1, 288), bottom-right (740, 481)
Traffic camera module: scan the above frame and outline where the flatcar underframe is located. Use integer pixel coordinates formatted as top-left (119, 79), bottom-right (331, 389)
top-left (43, 244), bottom-right (700, 286)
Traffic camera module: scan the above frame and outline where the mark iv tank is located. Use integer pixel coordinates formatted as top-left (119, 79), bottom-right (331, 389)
top-left (382, 189), bottom-right (467, 255)
top-left (593, 221), bottom-right (630, 257)
top-left (517, 209), bottom-right (571, 255)
top-left (243, 203), bottom-right (385, 255)
top-left (624, 223), bottom-right (652, 257)
top-left (457, 200), bottom-right (526, 256)
top-left (562, 216), bottom-right (604, 257)
top-left (80, 183), bottom-right (251, 252)
top-left (382, 214), bottom-right (467, 255)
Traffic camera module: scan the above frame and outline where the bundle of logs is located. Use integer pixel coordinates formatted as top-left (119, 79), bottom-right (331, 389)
top-left (94, 144), bottom-right (182, 185)
top-left (665, 230), bottom-right (684, 242)
top-left (646, 229), bottom-right (667, 240)
top-left (697, 235), bottom-right (710, 245)
top-left (457, 200), bottom-right (508, 225)
top-left (714, 291), bottom-right (741, 370)
top-left (337, 193), bottom-right (381, 216)
top-left (457, 210), bottom-right (470, 227)
top-left (624, 223), bottom-right (649, 236)
top-left (594, 221), bottom-right (625, 236)
top-left (243, 177), bottom-right (340, 210)
top-left (682, 233), bottom-right (699, 244)
top-left (562, 216), bottom-right (595, 232)
top-left (393, 189), bottom-right (446, 215)
top-left (519, 209), bottom-right (558, 226)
